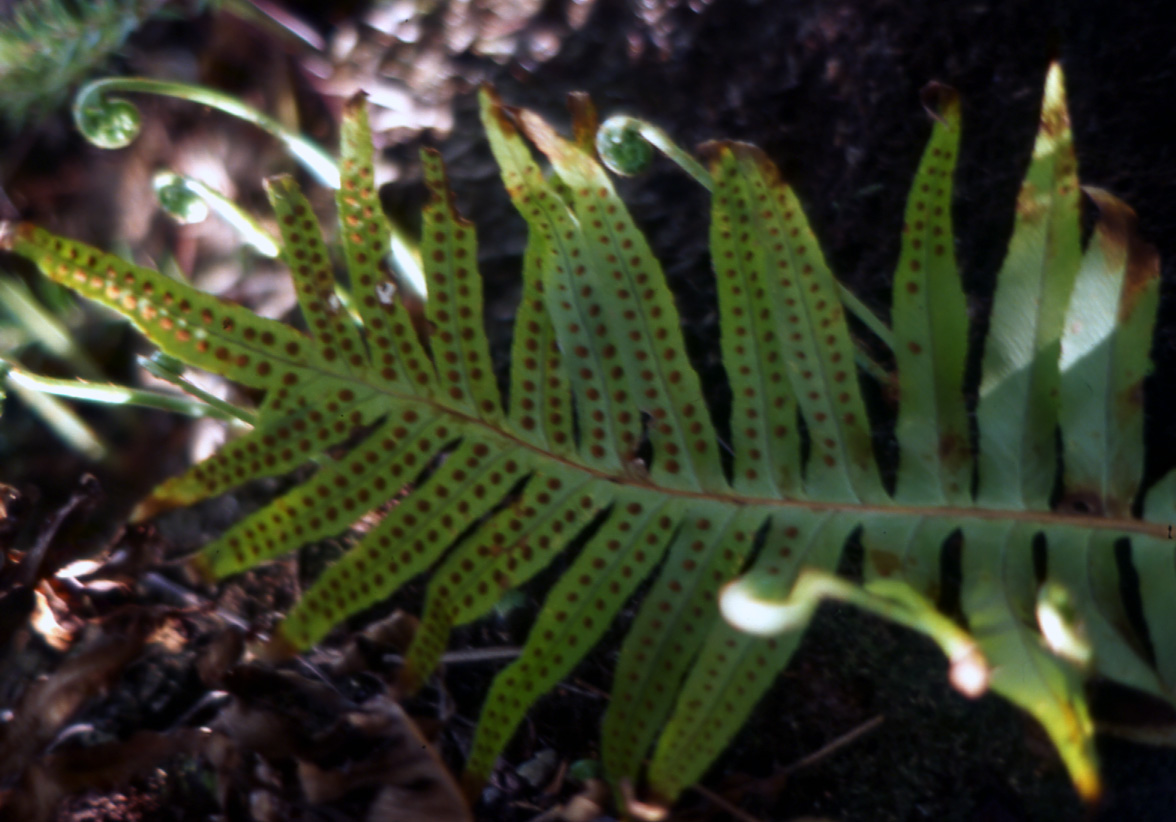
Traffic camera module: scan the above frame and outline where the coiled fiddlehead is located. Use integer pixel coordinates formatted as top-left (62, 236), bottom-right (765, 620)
top-left (596, 114), bottom-right (711, 188)
top-left (152, 171), bottom-right (280, 257)
top-left (73, 77), bottom-right (340, 188)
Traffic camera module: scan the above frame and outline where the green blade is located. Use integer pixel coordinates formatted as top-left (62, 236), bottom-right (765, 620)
top-left (861, 512), bottom-right (956, 600)
top-left (271, 437), bottom-right (531, 653)
top-left (1046, 527), bottom-right (1164, 698)
top-left (1129, 533), bottom-right (1176, 693)
top-left (1058, 188), bottom-right (1159, 516)
top-left (336, 95), bottom-right (437, 393)
top-left (507, 231), bottom-right (576, 455)
top-left (602, 501), bottom-right (758, 788)
top-left (7, 224), bottom-right (316, 391)
top-left (706, 143), bottom-right (803, 497)
top-left (647, 511), bottom-right (853, 802)
top-left (420, 149), bottom-right (505, 423)
top-left (194, 411), bottom-right (444, 580)
top-left (480, 88), bottom-right (637, 472)
top-left (976, 63), bottom-right (1082, 510)
top-left (892, 84), bottom-right (971, 505)
top-left (145, 376), bottom-right (385, 513)
top-left (514, 98), bottom-right (726, 493)
top-left (401, 469), bottom-right (612, 692)
top-left (266, 175), bottom-right (370, 376)
top-left (463, 491), bottom-right (681, 793)
top-left (710, 142), bottom-right (884, 504)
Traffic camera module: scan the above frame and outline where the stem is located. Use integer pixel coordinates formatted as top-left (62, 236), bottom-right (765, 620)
top-left (2, 358), bottom-right (251, 424)
top-left (74, 77), bottom-right (340, 188)
top-left (153, 171), bottom-right (281, 257)
top-left (720, 568), bottom-right (989, 698)
top-left (139, 353), bottom-right (258, 425)
top-left (2, 374), bottom-right (107, 459)
top-left (0, 274), bottom-right (104, 378)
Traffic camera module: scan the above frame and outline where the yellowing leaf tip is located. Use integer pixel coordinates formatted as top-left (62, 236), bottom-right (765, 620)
top-left (1034, 61), bottom-right (1072, 158)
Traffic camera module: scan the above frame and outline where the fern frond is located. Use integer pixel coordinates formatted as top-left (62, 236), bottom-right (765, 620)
top-left (976, 64), bottom-right (1083, 510)
top-left (5, 65), bottom-right (1176, 815)
top-left (891, 83), bottom-right (971, 506)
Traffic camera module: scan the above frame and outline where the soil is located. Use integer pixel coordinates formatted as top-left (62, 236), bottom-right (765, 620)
top-left (3, 1), bottom-right (1176, 820)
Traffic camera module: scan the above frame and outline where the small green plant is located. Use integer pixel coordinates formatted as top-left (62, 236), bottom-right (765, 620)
top-left (3, 64), bottom-right (1173, 815)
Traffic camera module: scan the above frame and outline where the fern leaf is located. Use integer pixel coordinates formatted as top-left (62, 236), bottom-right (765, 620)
top-left (1058, 188), bottom-right (1159, 516)
top-left (647, 512), bottom-right (856, 800)
top-left (6, 226), bottom-right (311, 394)
top-left (703, 143), bottom-right (802, 497)
top-left (892, 84), bottom-right (971, 505)
top-left (420, 149), bottom-right (506, 422)
top-left (481, 89), bottom-right (639, 473)
top-left (1130, 533), bottom-right (1176, 691)
top-left (507, 242), bottom-right (575, 455)
top-left (267, 176), bottom-right (371, 375)
top-left (602, 500), bottom-right (756, 788)
top-left (148, 384), bottom-right (386, 511)
top-left (337, 95), bottom-right (437, 392)
top-left (512, 99), bottom-right (727, 493)
top-left (976, 63), bottom-right (1082, 509)
top-left (1046, 528), bottom-right (1164, 698)
top-left (707, 142), bottom-right (884, 504)
top-left (400, 469), bottom-right (609, 692)
top-left (1142, 471), bottom-right (1176, 686)
top-left (8, 60), bottom-right (1176, 815)
top-left (464, 491), bottom-right (681, 790)
top-left (196, 414), bottom-right (443, 580)
top-left (274, 438), bottom-right (532, 652)
top-left (861, 514), bottom-right (956, 597)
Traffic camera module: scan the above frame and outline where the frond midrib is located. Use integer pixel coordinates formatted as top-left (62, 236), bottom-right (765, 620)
top-left (290, 353), bottom-right (1168, 540)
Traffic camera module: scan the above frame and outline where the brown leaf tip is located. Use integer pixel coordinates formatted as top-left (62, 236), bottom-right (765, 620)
top-left (920, 81), bottom-right (961, 126)
top-left (253, 628), bottom-right (300, 663)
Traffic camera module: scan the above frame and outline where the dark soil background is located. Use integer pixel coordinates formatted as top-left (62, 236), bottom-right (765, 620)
top-left (4, 0), bottom-right (1176, 820)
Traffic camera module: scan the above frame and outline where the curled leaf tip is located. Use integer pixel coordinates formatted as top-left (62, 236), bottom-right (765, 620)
top-left (718, 578), bottom-right (815, 636)
top-left (153, 171), bottom-right (210, 225)
top-left (1035, 581), bottom-right (1093, 667)
top-left (75, 92), bottom-right (141, 149)
top-left (596, 115), bottom-right (655, 176)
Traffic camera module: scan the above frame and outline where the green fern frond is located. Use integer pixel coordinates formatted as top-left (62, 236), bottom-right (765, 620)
top-left (4, 65), bottom-right (1174, 815)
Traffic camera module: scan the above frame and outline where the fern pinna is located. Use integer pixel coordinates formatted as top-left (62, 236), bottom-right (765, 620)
top-left (3, 63), bottom-right (1174, 810)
